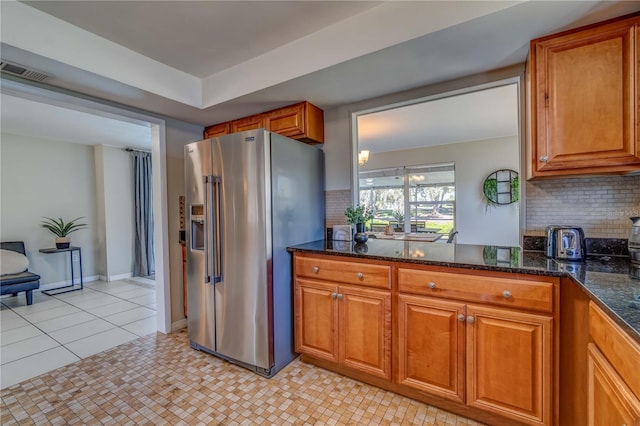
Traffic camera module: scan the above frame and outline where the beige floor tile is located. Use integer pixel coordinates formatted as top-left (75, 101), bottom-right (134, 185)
top-left (64, 327), bottom-right (138, 358)
top-left (0, 346), bottom-right (79, 388)
top-left (0, 324), bottom-right (43, 347)
top-left (0, 334), bottom-right (60, 364)
top-left (89, 300), bottom-right (140, 317)
top-left (34, 311), bottom-right (97, 333)
top-left (103, 306), bottom-right (155, 326)
top-left (18, 305), bottom-right (81, 323)
top-left (121, 316), bottom-right (156, 337)
top-left (48, 318), bottom-right (116, 344)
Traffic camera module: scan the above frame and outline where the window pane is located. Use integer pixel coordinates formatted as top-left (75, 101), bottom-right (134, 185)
top-left (359, 163), bottom-right (455, 235)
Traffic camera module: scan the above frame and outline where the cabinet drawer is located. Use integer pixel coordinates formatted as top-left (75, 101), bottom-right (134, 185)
top-left (398, 268), bottom-right (553, 312)
top-left (295, 256), bottom-right (390, 289)
top-left (589, 302), bottom-right (640, 398)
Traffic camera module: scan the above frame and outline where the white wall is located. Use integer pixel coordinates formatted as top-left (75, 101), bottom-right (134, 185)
top-left (0, 133), bottom-right (99, 285)
top-left (94, 145), bottom-right (134, 280)
top-left (365, 137), bottom-right (520, 246)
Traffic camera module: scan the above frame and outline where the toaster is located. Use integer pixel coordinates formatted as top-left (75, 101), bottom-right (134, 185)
top-left (546, 226), bottom-right (586, 261)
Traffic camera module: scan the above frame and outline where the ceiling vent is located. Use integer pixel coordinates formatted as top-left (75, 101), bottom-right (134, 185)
top-left (0, 60), bottom-right (50, 82)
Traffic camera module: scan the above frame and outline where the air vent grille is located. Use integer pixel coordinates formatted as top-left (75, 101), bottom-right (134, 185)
top-left (1, 60), bottom-right (50, 82)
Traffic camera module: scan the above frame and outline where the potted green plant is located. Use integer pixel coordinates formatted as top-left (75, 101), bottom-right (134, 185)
top-left (344, 204), bottom-right (374, 233)
top-left (41, 216), bottom-right (88, 249)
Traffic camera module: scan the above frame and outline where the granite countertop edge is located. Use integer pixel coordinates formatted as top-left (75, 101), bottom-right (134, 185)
top-left (288, 240), bottom-right (640, 345)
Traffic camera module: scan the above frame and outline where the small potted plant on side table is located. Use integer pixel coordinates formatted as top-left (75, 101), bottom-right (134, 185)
top-left (345, 205), bottom-right (373, 243)
top-left (41, 217), bottom-right (88, 249)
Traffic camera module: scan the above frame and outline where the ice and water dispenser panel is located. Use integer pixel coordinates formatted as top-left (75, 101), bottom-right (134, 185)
top-left (191, 205), bottom-right (204, 250)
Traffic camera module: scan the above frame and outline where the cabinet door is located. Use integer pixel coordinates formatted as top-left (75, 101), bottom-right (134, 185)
top-left (204, 122), bottom-right (230, 139)
top-left (588, 344), bottom-right (640, 426)
top-left (397, 295), bottom-right (465, 403)
top-left (531, 16), bottom-right (640, 177)
top-left (294, 279), bottom-right (338, 363)
top-left (466, 305), bottom-right (552, 426)
top-left (266, 103), bottom-right (305, 138)
top-left (231, 115), bottom-right (265, 133)
top-left (339, 285), bottom-right (391, 379)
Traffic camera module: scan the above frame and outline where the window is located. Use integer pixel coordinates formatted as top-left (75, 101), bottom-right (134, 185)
top-left (359, 163), bottom-right (455, 235)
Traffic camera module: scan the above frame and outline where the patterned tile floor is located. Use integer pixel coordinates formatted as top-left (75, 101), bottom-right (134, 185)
top-left (1, 330), bottom-right (484, 425)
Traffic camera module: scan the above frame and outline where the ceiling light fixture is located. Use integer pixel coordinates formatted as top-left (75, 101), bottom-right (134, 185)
top-left (358, 150), bottom-right (370, 166)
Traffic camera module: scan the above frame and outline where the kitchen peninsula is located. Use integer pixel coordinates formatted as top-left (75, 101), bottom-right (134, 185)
top-left (288, 239), bottom-right (640, 426)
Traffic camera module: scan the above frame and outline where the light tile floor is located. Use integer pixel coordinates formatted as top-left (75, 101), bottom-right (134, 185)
top-left (1, 330), bottom-right (485, 425)
top-left (0, 279), bottom-right (156, 388)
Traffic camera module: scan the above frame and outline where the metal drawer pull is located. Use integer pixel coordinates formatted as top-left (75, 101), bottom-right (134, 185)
top-left (503, 290), bottom-right (512, 298)
top-left (428, 282), bottom-right (436, 289)
top-left (539, 155), bottom-right (548, 162)
top-left (331, 292), bottom-right (337, 299)
top-left (457, 314), bottom-right (465, 322)
top-left (467, 316), bottom-right (475, 324)
top-left (337, 293), bottom-right (343, 300)
top-left (357, 272), bottom-right (364, 280)
top-left (313, 266), bottom-right (319, 273)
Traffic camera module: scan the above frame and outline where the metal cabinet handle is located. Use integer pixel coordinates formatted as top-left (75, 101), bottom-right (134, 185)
top-left (467, 316), bottom-right (475, 324)
top-left (313, 266), bottom-right (319, 273)
top-left (357, 272), bottom-right (364, 280)
top-left (428, 282), bottom-right (436, 289)
top-left (331, 292), bottom-right (337, 299)
top-left (457, 314), bottom-right (465, 322)
top-left (337, 293), bottom-right (343, 300)
top-left (503, 290), bottom-right (512, 298)
top-left (539, 155), bottom-right (548, 162)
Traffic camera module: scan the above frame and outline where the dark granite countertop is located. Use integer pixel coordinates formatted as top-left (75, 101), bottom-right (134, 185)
top-left (288, 239), bottom-right (640, 344)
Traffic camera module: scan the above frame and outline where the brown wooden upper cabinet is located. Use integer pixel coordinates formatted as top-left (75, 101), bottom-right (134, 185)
top-left (527, 13), bottom-right (640, 179)
top-left (204, 101), bottom-right (324, 144)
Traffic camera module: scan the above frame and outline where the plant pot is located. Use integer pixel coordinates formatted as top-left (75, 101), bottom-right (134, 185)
top-left (55, 237), bottom-right (70, 249)
top-left (354, 223), bottom-right (368, 243)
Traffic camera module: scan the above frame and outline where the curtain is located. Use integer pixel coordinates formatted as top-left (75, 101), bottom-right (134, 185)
top-left (131, 150), bottom-right (154, 277)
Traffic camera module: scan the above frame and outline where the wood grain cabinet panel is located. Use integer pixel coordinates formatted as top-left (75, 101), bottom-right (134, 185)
top-left (339, 285), bottom-right (391, 379)
top-left (294, 279), bottom-right (338, 362)
top-left (203, 122), bottom-right (230, 138)
top-left (231, 115), bottom-right (265, 133)
top-left (528, 14), bottom-right (640, 178)
top-left (397, 295), bottom-right (465, 403)
top-left (588, 344), bottom-right (640, 426)
top-left (466, 305), bottom-right (552, 426)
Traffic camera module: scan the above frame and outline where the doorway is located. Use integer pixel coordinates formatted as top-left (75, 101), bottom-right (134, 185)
top-left (0, 78), bottom-right (171, 333)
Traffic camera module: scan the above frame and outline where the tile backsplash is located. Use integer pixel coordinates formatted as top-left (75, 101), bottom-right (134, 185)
top-left (525, 175), bottom-right (640, 239)
top-left (325, 189), bottom-right (352, 228)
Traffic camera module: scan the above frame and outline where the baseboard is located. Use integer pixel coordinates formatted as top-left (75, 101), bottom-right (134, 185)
top-left (109, 272), bottom-right (132, 282)
top-left (171, 318), bottom-right (187, 332)
top-left (38, 275), bottom-right (99, 291)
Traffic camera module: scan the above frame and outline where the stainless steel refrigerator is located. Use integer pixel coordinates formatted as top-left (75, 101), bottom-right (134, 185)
top-left (184, 129), bottom-right (324, 377)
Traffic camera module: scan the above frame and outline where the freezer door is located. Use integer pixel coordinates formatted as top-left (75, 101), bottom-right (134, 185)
top-left (212, 130), bottom-right (272, 371)
top-left (184, 139), bottom-right (216, 352)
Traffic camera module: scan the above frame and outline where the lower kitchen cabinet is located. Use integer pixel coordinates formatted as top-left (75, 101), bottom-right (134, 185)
top-left (294, 277), bottom-right (391, 379)
top-left (397, 295), bottom-right (552, 425)
top-left (292, 253), bottom-right (559, 425)
top-left (588, 344), bottom-right (640, 426)
top-left (588, 302), bottom-right (640, 426)
top-left (397, 295), bottom-right (465, 402)
top-left (466, 305), bottom-right (552, 426)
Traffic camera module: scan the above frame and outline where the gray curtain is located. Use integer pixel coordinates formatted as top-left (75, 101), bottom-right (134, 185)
top-left (131, 150), bottom-right (154, 277)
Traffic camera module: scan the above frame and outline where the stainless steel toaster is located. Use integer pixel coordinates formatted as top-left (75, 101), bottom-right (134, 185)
top-left (546, 226), bottom-right (586, 261)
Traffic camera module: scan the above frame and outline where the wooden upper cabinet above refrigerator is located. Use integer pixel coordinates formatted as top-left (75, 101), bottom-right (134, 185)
top-left (204, 101), bottom-right (324, 144)
top-left (527, 13), bottom-right (640, 179)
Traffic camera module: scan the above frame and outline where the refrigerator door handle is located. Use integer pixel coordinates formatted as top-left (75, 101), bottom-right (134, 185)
top-left (203, 175), bottom-right (214, 284)
top-left (212, 176), bottom-right (223, 283)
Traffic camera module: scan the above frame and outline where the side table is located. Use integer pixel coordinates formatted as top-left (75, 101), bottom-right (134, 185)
top-left (39, 246), bottom-right (84, 295)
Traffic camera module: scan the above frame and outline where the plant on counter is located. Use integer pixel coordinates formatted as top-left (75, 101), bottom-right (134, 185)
top-left (40, 216), bottom-right (88, 249)
top-left (345, 204), bottom-right (374, 230)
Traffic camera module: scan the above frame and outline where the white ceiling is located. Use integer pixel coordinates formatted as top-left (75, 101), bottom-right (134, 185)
top-left (1, 1), bottom-right (639, 150)
top-left (358, 84), bottom-right (518, 153)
